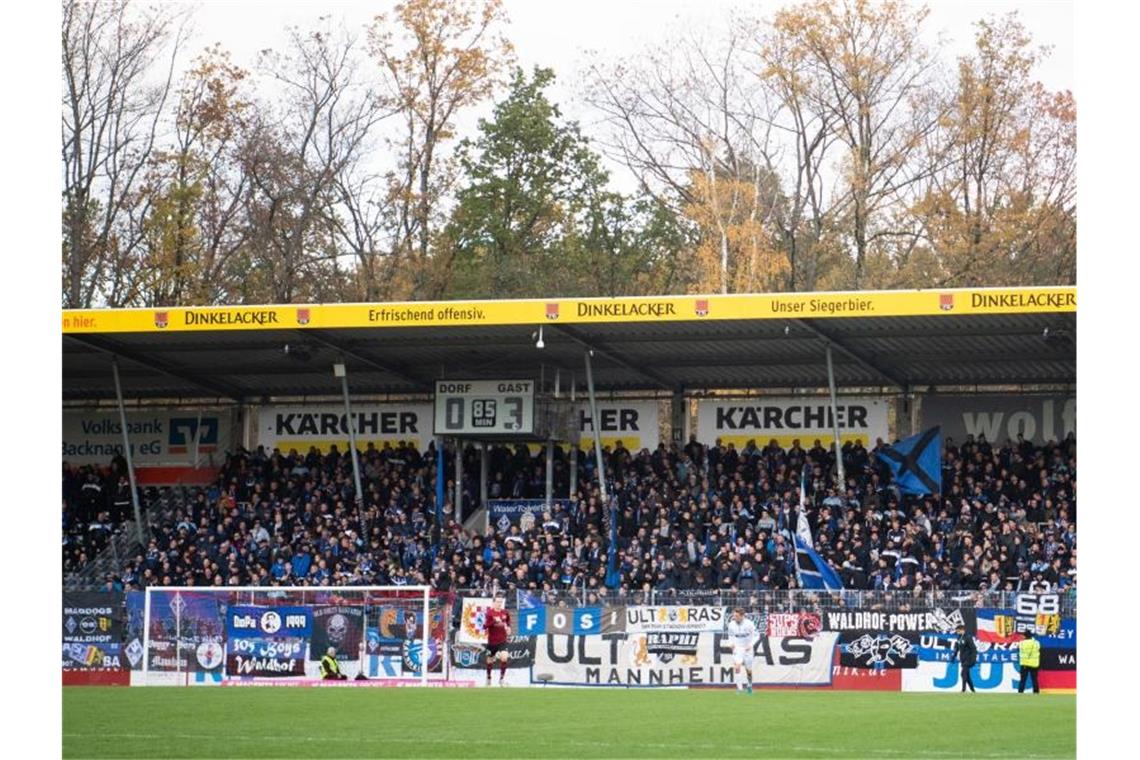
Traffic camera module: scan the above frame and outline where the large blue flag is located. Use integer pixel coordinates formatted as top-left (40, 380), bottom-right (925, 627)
top-left (794, 535), bottom-right (844, 590)
top-left (877, 426), bottom-right (942, 495)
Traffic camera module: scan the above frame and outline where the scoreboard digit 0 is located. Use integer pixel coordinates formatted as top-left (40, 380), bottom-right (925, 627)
top-left (433, 380), bottom-right (535, 435)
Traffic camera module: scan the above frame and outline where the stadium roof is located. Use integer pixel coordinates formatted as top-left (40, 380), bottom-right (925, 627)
top-left (62, 286), bottom-right (1076, 403)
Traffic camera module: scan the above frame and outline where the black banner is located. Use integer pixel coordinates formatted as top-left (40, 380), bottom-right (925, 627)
top-left (63, 592), bottom-right (122, 645)
top-left (838, 630), bottom-right (920, 669)
top-left (450, 637), bottom-right (535, 669)
top-left (62, 592), bottom-right (124, 670)
top-left (309, 606), bottom-right (364, 661)
top-left (646, 633), bottom-right (700, 656)
top-left (1041, 648), bottom-right (1076, 671)
top-left (823, 607), bottom-right (976, 635)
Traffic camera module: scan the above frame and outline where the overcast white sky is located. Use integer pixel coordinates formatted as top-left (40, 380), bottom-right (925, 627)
top-left (182, 0), bottom-right (1074, 192)
top-left (188, 0), bottom-right (1074, 92)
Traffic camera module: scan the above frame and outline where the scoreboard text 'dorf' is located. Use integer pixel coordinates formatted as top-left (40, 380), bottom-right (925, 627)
top-left (433, 380), bottom-right (535, 436)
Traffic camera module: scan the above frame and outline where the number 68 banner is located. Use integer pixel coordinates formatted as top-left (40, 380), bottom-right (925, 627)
top-left (1015, 593), bottom-right (1060, 616)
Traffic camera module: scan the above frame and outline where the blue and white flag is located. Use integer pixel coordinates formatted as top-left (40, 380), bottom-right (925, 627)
top-left (517, 590), bottom-right (542, 610)
top-left (796, 468), bottom-right (814, 550)
top-left (877, 427), bottom-right (942, 495)
top-left (794, 535), bottom-right (844, 591)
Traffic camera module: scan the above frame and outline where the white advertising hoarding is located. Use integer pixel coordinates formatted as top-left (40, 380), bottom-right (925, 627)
top-left (258, 404), bottom-right (434, 453)
top-left (576, 400), bottom-right (659, 452)
top-left (692, 397), bottom-right (889, 449)
top-left (534, 632), bottom-right (839, 687)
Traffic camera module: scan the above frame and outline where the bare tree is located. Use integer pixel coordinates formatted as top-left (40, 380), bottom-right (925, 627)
top-left (62, 0), bottom-right (188, 307)
top-left (752, 14), bottom-right (842, 291)
top-left (131, 45), bottom-right (253, 306)
top-left (582, 16), bottom-right (787, 293)
top-left (330, 153), bottom-right (403, 301)
top-left (768, 0), bottom-right (945, 288)
top-left (242, 19), bottom-right (393, 303)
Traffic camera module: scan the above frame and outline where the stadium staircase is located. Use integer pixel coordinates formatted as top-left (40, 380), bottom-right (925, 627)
top-left (64, 485), bottom-right (192, 591)
top-left (462, 503), bottom-right (488, 535)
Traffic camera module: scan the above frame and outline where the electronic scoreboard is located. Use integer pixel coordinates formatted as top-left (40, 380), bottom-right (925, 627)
top-left (433, 379), bottom-right (535, 436)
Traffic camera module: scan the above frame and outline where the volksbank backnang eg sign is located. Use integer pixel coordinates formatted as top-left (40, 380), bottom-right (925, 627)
top-left (62, 410), bottom-right (230, 465)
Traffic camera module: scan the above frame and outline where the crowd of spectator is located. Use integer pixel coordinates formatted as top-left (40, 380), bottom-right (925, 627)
top-left (63, 454), bottom-right (135, 575)
top-left (63, 432), bottom-right (1076, 598)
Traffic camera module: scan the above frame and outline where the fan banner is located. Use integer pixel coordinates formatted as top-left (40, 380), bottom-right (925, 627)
top-left (623, 606), bottom-right (727, 634)
top-left (308, 606), bottom-right (364, 661)
top-left (533, 632), bottom-right (839, 687)
top-left (458, 597), bottom-right (495, 644)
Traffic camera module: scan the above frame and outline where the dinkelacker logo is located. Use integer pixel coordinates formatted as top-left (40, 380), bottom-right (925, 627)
top-left (296, 308), bottom-right (310, 325)
top-left (695, 299), bottom-right (709, 317)
top-left (576, 302), bottom-right (677, 318)
top-left (940, 294), bottom-right (954, 311)
top-left (546, 303), bottom-right (560, 320)
top-left (184, 309), bottom-right (280, 326)
top-left (154, 311), bottom-right (169, 328)
top-left (970, 291), bottom-right (1075, 309)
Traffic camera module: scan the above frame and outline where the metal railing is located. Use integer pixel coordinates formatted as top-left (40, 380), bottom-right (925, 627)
top-left (64, 485), bottom-right (194, 591)
top-left (450, 587), bottom-right (1076, 618)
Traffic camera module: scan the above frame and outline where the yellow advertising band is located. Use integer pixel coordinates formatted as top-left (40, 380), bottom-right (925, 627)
top-left (62, 287), bottom-right (1074, 335)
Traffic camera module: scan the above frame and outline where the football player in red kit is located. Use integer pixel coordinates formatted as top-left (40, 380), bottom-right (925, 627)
top-left (483, 596), bottom-right (511, 686)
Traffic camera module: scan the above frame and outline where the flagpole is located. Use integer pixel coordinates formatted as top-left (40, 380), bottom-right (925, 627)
top-left (825, 344), bottom-right (847, 493)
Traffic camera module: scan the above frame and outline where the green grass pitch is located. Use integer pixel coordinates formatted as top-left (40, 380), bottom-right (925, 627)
top-left (63, 687), bottom-right (1075, 759)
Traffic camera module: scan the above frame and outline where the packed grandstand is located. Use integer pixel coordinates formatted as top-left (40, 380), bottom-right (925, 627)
top-left (63, 432), bottom-right (1076, 598)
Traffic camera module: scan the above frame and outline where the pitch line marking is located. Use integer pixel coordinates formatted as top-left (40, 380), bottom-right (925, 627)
top-left (62, 733), bottom-right (1064, 759)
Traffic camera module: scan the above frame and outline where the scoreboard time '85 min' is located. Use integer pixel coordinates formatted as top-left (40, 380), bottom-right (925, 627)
top-left (433, 380), bottom-right (535, 435)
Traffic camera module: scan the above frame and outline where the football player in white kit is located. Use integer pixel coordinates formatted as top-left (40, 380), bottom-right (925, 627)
top-left (726, 607), bottom-right (759, 694)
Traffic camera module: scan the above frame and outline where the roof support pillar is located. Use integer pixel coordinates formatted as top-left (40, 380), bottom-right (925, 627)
top-left (545, 439), bottom-right (554, 512)
top-left (435, 438), bottom-right (445, 550)
top-left (455, 440), bottom-right (464, 525)
top-left (335, 362), bottom-right (367, 540)
top-left (111, 358), bottom-right (145, 547)
top-left (583, 350), bottom-right (608, 507)
top-left (825, 344), bottom-right (846, 493)
top-left (570, 375), bottom-right (579, 500)
top-left (480, 443), bottom-right (489, 512)
top-left (585, 348), bottom-right (617, 591)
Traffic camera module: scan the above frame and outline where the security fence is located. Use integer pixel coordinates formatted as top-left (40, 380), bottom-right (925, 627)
top-left (450, 587), bottom-right (1076, 620)
top-left (63, 586), bottom-right (1076, 691)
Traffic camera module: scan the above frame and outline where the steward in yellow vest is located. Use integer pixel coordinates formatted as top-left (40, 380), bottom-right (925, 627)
top-left (1017, 631), bottom-right (1041, 694)
top-left (320, 647), bottom-right (347, 680)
